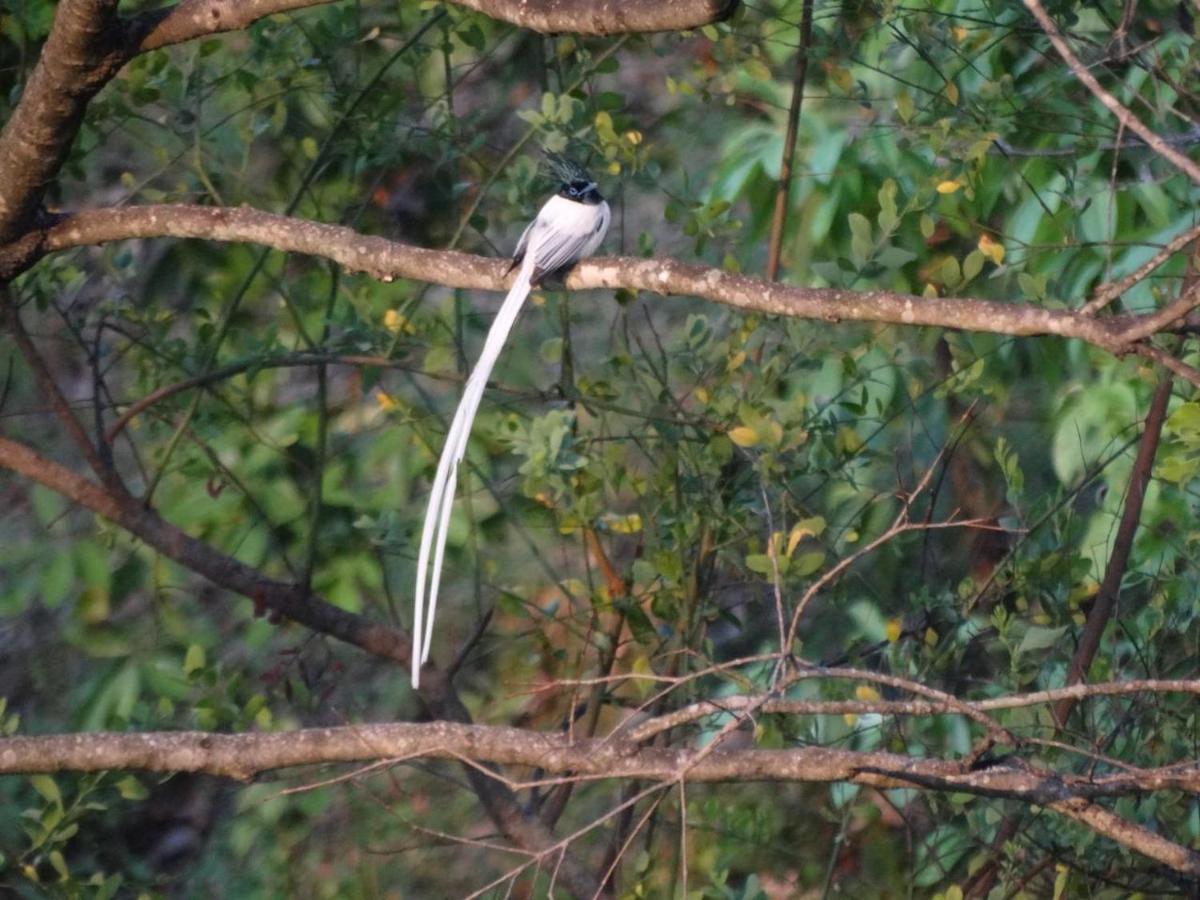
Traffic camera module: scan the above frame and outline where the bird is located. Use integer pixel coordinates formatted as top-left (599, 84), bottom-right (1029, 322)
top-left (412, 152), bottom-right (611, 687)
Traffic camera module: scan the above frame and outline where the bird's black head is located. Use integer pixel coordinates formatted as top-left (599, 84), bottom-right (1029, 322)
top-left (546, 151), bottom-right (604, 205)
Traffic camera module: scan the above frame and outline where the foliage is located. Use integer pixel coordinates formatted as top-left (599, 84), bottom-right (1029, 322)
top-left (1, 0), bottom-right (1199, 896)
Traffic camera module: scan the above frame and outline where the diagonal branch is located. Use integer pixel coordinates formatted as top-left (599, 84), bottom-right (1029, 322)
top-left (1052, 375), bottom-right (1173, 728)
top-left (3, 293), bottom-right (121, 490)
top-left (0, 434), bottom-right (412, 665)
top-left (1083, 219), bottom-right (1200, 314)
top-left (1022, 0), bottom-right (1200, 186)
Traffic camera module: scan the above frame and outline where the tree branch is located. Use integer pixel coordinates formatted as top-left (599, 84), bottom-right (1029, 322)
top-left (10, 203), bottom-right (1198, 372)
top-left (1083, 219), bottom-right (1200, 314)
top-left (0, 434), bottom-right (412, 666)
top-left (624, 678), bottom-right (1200, 743)
top-left (1053, 375), bottom-right (1173, 728)
top-left (765, 0), bottom-right (814, 281)
top-left (1022, 0), bottom-right (1200, 186)
top-left (441, 0), bottom-right (738, 35)
top-left (131, 0), bottom-right (339, 51)
top-left (1, 724), bottom-right (1197, 872)
top-left (0, 0), bottom-right (125, 242)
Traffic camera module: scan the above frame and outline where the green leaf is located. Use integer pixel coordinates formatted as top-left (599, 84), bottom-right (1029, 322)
top-left (848, 212), bottom-right (872, 245)
top-left (29, 775), bottom-right (61, 807)
top-left (962, 250), bottom-right (985, 282)
top-left (184, 644), bottom-right (206, 677)
top-left (1017, 625), bottom-right (1069, 654)
top-left (116, 776), bottom-right (149, 801)
top-left (745, 553), bottom-right (773, 575)
top-left (792, 551), bottom-right (826, 577)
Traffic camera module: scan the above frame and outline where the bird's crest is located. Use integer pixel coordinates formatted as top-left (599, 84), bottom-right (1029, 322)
top-left (545, 150), bottom-right (595, 186)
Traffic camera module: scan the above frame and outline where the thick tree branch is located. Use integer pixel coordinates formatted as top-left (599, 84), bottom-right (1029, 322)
top-left (0, 0), bottom-right (126, 242)
top-left (1, 724), bottom-right (1197, 872)
top-left (11, 203), bottom-right (1200, 375)
top-left (441, 0), bottom-right (737, 35)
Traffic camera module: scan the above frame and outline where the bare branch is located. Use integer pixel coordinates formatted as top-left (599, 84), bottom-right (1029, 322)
top-left (1022, 0), bottom-right (1200, 186)
top-left (445, 0), bottom-right (738, 35)
top-left (133, 0), bottom-right (339, 51)
top-left (1053, 373), bottom-right (1173, 727)
top-left (1, 724), bottom-right (1198, 872)
top-left (624, 678), bottom-right (1200, 743)
top-left (1083, 220), bottom-right (1200, 314)
top-left (11, 203), bottom-right (1192, 366)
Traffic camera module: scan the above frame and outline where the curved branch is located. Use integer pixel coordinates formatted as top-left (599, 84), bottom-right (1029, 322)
top-left (0, 724), bottom-right (1197, 872)
top-left (11, 203), bottom-right (1185, 360)
top-left (132, 0), bottom-right (339, 51)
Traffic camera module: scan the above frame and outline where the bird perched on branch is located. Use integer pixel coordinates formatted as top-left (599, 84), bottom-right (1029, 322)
top-left (412, 152), bottom-right (611, 687)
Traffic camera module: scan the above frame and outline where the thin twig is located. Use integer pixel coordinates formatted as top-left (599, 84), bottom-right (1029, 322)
top-left (765, 0), bottom-right (815, 280)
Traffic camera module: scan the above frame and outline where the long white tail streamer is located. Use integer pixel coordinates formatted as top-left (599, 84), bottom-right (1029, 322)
top-left (411, 251), bottom-right (537, 687)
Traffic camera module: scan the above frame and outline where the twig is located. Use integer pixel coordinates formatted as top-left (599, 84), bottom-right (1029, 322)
top-left (765, 0), bottom-right (815, 281)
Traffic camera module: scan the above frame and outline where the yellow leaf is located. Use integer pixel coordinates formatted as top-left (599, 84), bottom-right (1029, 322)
top-left (936, 180), bottom-right (961, 194)
top-left (977, 233), bottom-right (1005, 264)
top-left (728, 426), bottom-right (759, 447)
top-left (944, 81), bottom-right (959, 105)
top-left (595, 110), bottom-right (613, 131)
top-left (854, 685), bottom-right (881, 702)
top-left (376, 390), bottom-right (397, 411)
top-left (624, 130), bottom-right (642, 145)
top-left (726, 349), bottom-right (746, 372)
top-left (695, 387), bottom-right (710, 404)
top-left (843, 713), bottom-right (858, 726)
top-left (952, 25), bottom-right (968, 42)
top-left (599, 512), bottom-right (642, 534)
top-left (786, 516), bottom-right (825, 556)
top-left (924, 627), bottom-right (939, 647)
top-left (631, 655), bottom-right (654, 698)
top-left (607, 160), bottom-right (621, 175)
top-left (885, 618), bottom-right (902, 642)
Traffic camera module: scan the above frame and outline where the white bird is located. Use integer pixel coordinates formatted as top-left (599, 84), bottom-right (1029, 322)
top-left (412, 154), bottom-right (611, 687)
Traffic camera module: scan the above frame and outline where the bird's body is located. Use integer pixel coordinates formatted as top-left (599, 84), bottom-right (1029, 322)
top-left (412, 156), bottom-right (610, 687)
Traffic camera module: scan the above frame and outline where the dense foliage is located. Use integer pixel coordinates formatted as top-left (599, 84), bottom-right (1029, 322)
top-left (1, 0), bottom-right (1199, 896)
